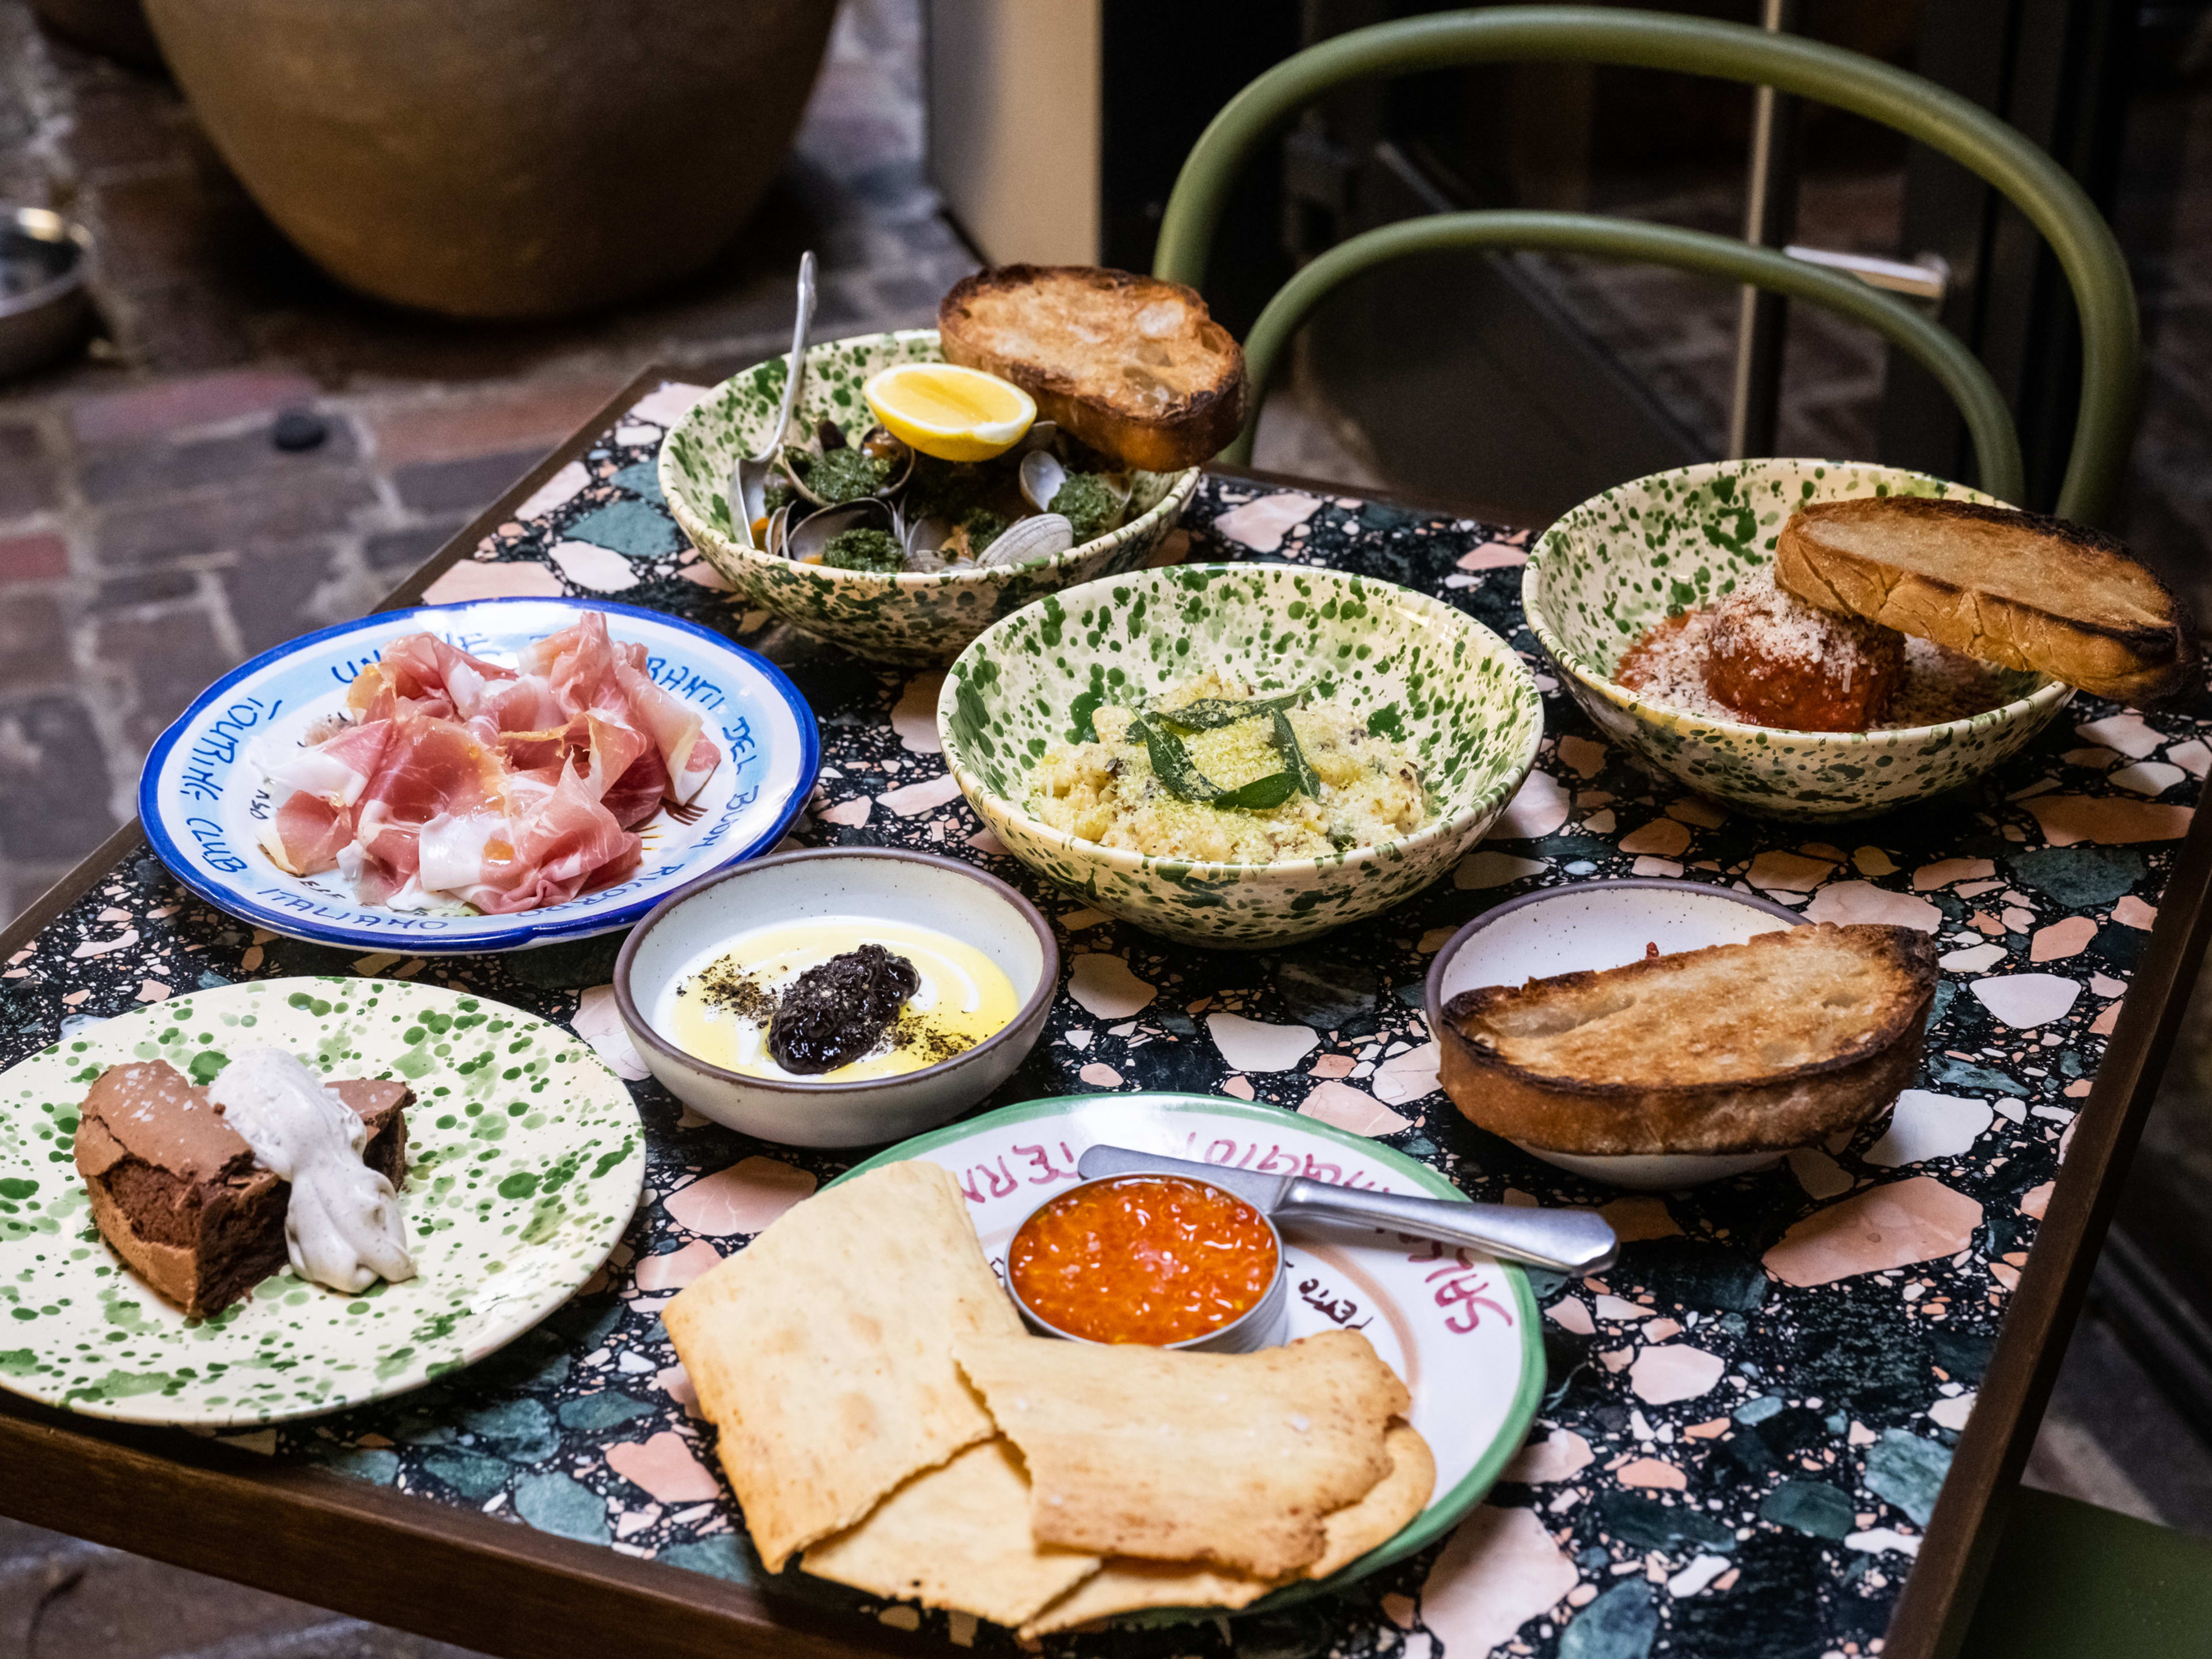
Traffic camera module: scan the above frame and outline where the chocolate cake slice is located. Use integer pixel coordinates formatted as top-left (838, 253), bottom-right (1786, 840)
top-left (72, 1059), bottom-right (410, 1318)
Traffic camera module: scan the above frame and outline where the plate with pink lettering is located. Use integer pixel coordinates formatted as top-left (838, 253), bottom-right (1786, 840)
top-left (841, 1091), bottom-right (1545, 1616)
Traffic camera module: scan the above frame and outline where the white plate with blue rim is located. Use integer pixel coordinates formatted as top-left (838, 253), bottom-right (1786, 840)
top-left (138, 598), bottom-right (819, 954)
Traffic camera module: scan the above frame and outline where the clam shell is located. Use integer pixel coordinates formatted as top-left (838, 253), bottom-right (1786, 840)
top-left (978, 512), bottom-right (1074, 569)
top-left (781, 431), bottom-right (915, 509)
top-left (904, 514), bottom-right (957, 573)
top-left (786, 498), bottom-right (900, 566)
top-left (1018, 450), bottom-right (1068, 514)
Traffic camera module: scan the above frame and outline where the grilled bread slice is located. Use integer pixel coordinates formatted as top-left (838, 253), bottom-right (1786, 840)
top-left (1775, 497), bottom-right (2200, 708)
top-left (938, 265), bottom-right (1247, 472)
top-left (1437, 923), bottom-right (1937, 1156)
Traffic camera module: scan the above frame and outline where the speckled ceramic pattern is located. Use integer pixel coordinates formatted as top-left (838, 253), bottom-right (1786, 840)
top-left (658, 329), bottom-right (1200, 665)
top-left (1524, 459), bottom-right (2075, 821)
top-left (6, 381), bottom-right (2210, 1659)
top-left (936, 563), bottom-right (1544, 948)
top-left (0, 977), bottom-right (643, 1426)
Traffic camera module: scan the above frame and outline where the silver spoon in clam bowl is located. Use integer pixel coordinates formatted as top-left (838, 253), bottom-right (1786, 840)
top-left (728, 250), bottom-right (817, 552)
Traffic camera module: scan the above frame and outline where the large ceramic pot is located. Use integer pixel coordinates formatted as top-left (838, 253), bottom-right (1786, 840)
top-left (31, 0), bottom-right (164, 71)
top-left (142, 0), bottom-right (838, 319)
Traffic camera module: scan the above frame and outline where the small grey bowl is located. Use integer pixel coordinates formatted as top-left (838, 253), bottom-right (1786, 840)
top-left (1004, 1173), bottom-right (1290, 1353)
top-left (613, 847), bottom-right (1058, 1148)
top-left (0, 207), bottom-right (91, 382)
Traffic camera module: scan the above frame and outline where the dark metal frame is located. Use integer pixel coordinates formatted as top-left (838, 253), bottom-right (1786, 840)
top-left (1877, 0), bottom-right (2138, 512)
top-left (1, 368), bottom-right (2208, 1659)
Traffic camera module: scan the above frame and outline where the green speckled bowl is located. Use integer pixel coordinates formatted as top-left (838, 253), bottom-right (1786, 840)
top-left (1524, 459), bottom-right (2074, 821)
top-left (937, 565), bottom-right (1545, 948)
top-left (658, 329), bottom-right (1200, 665)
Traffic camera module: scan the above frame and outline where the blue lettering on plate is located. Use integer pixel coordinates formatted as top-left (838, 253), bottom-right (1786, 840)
top-left (253, 888), bottom-right (449, 929)
top-left (646, 654), bottom-right (726, 711)
top-left (187, 693), bottom-right (283, 772)
top-left (186, 816), bottom-right (249, 874)
top-left (695, 787), bottom-right (759, 851)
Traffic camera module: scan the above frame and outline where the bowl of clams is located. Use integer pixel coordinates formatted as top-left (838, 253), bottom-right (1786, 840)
top-left (658, 267), bottom-right (1248, 664)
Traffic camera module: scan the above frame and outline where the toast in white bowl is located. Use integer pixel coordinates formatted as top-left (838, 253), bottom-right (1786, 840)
top-left (1437, 922), bottom-right (1938, 1155)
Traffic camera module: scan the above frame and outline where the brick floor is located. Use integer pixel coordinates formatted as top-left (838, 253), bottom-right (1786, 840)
top-left (0, 0), bottom-right (960, 1644)
top-left (0, 0), bottom-right (970, 901)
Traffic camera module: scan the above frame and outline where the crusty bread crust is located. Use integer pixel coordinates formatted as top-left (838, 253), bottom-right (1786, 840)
top-left (1776, 497), bottom-right (2201, 709)
top-left (938, 265), bottom-right (1247, 472)
top-left (1437, 923), bottom-right (1936, 1155)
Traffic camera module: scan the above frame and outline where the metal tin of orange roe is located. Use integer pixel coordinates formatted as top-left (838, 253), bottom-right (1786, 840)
top-left (1007, 1173), bottom-right (1281, 1346)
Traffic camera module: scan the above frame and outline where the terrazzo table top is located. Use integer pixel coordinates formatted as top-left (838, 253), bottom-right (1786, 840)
top-left (3, 374), bottom-right (2208, 1659)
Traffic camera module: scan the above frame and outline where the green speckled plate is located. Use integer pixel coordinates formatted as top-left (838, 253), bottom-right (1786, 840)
top-left (0, 977), bottom-right (644, 1427)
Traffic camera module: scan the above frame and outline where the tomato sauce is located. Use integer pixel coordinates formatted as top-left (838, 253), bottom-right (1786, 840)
top-left (1008, 1174), bottom-right (1279, 1345)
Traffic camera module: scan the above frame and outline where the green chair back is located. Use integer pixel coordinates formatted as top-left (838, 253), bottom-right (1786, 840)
top-left (1961, 1486), bottom-right (2212, 1657)
top-left (1152, 6), bottom-right (2141, 524)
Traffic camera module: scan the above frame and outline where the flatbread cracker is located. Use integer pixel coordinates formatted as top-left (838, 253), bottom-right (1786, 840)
top-left (1015, 1418), bottom-right (1437, 1638)
top-left (664, 1160), bottom-right (1021, 1572)
top-left (803, 1439), bottom-right (1101, 1624)
top-left (957, 1328), bottom-right (1410, 1578)
top-left (1019, 1558), bottom-right (1279, 1638)
top-left (1304, 1420), bottom-right (1436, 1580)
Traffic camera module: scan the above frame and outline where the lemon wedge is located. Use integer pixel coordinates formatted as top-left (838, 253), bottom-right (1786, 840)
top-left (863, 363), bottom-right (1036, 461)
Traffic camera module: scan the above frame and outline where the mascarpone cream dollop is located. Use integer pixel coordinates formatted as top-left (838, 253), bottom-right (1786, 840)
top-left (209, 1048), bottom-right (416, 1293)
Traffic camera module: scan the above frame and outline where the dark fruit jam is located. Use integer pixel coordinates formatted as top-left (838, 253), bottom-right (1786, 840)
top-left (766, 944), bottom-right (920, 1074)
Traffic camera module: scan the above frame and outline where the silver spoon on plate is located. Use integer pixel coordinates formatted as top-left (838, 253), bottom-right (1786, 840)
top-left (1078, 1143), bottom-right (1618, 1275)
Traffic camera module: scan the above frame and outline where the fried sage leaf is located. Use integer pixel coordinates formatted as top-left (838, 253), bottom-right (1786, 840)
top-left (1127, 715), bottom-right (1224, 803)
top-left (1214, 771), bottom-right (1301, 811)
top-left (1153, 683), bottom-right (1312, 733)
top-left (1272, 708), bottom-right (1321, 800)
top-left (1130, 696), bottom-right (1317, 812)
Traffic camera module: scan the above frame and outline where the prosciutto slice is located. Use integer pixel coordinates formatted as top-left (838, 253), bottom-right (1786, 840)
top-left (252, 613), bottom-right (721, 913)
top-left (611, 659), bottom-right (719, 804)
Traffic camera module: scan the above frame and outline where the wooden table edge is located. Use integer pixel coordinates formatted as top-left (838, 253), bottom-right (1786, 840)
top-left (0, 362), bottom-right (2198, 1658)
top-left (1890, 786), bottom-right (2212, 1658)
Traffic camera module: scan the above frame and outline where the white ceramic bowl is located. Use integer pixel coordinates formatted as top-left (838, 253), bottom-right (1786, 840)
top-left (614, 849), bottom-right (1058, 1147)
top-left (1523, 458), bottom-right (2073, 821)
top-left (1427, 880), bottom-right (1816, 1190)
